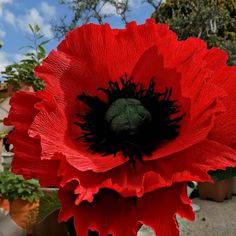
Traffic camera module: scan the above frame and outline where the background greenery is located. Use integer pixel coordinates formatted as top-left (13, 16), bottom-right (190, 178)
top-left (1, 25), bottom-right (47, 91)
top-left (152, 0), bottom-right (236, 65)
top-left (0, 171), bottom-right (43, 202)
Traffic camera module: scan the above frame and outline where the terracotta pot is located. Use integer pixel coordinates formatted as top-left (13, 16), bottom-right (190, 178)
top-left (10, 199), bottom-right (39, 230)
top-left (19, 83), bottom-right (34, 92)
top-left (198, 178), bottom-right (233, 202)
top-left (7, 82), bottom-right (34, 96)
top-left (0, 197), bottom-right (9, 211)
top-left (0, 82), bottom-right (11, 98)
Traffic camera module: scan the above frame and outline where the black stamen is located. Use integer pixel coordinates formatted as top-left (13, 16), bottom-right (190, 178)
top-left (75, 75), bottom-right (184, 168)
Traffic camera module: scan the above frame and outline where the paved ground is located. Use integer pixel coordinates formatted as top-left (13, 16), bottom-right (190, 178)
top-left (138, 196), bottom-right (236, 236)
top-left (180, 197), bottom-right (236, 236)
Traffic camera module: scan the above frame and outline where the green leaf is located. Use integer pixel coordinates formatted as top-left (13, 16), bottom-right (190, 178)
top-left (34, 24), bottom-right (40, 32)
top-left (1, 24), bottom-right (49, 91)
top-left (40, 40), bottom-right (50, 46)
top-left (209, 167), bottom-right (236, 181)
top-left (0, 172), bottom-right (44, 201)
top-left (29, 24), bottom-right (34, 33)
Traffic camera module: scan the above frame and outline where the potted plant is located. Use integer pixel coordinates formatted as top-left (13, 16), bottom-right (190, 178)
top-left (198, 167), bottom-right (236, 202)
top-left (0, 171), bottom-right (43, 230)
top-left (0, 171), bottom-right (10, 211)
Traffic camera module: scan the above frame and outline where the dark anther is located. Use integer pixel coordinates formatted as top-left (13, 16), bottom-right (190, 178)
top-left (75, 75), bottom-right (184, 168)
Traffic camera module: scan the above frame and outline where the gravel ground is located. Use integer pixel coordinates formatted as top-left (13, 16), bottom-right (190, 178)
top-left (138, 196), bottom-right (236, 236)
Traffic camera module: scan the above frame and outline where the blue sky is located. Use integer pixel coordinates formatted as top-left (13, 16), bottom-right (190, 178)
top-left (0, 0), bottom-right (155, 74)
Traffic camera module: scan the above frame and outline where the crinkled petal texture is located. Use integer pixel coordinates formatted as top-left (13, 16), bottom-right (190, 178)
top-left (208, 66), bottom-right (236, 147)
top-left (5, 91), bottom-right (61, 187)
top-left (58, 183), bottom-right (194, 236)
top-left (5, 20), bottom-right (236, 236)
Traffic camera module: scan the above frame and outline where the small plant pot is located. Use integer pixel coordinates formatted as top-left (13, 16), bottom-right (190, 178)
top-left (10, 199), bottom-right (40, 230)
top-left (198, 178), bottom-right (233, 202)
top-left (0, 197), bottom-right (9, 211)
top-left (7, 82), bottom-right (33, 96)
top-left (19, 83), bottom-right (34, 92)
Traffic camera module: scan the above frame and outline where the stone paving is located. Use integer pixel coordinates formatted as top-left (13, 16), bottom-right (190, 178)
top-left (138, 196), bottom-right (236, 236)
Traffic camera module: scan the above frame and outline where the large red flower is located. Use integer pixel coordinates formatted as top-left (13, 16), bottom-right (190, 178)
top-left (5, 20), bottom-right (236, 236)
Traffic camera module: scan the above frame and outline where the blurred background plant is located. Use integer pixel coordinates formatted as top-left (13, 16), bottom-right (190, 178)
top-left (1, 24), bottom-right (48, 91)
top-left (152, 0), bottom-right (236, 65)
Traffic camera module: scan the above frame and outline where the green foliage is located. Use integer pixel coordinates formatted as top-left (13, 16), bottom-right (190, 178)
top-left (153, 0), bottom-right (236, 65)
top-left (215, 0), bottom-right (236, 41)
top-left (220, 40), bottom-right (236, 66)
top-left (209, 167), bottom-right (236, 181)
top-left (0, 171), bottom-right (44, 202)
top-left (1, 24), bottom-right (49, 91)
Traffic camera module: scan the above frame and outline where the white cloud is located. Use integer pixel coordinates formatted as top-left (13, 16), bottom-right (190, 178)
top-left (4, 9), bottom-right (15, 25)
top-left (0, 51), bottom-right (11, 73)
top-left (0, 0), bottom-right (12, 4)
top-left (0, 0), bottom-right (12, 17)
top-left (0, 1), bottom-right (54, 39)
top-left (40, 2), bottom-right (56, 17)
top-left (0, 28), bottom-right (5, 38)
top-left (101, 3), bottom-right (116, 15)
top-left (101, 0), bottom-right (141, 15)
top-left (18, 8), bottom-right (53, 38)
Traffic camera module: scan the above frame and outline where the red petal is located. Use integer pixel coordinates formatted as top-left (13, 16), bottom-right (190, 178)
top-left (33, 21), bottom-right (227, 172)
top-left (5, 92), bottom-right (60, 186)
top-left (58, 183), bottom-right (194, 236)
top-left (55, 139), bottom-right (236, 204)
top-left (28, 98), bottom-right (128, 171)
top-left (131, 44), bottom-right (226, 161)
top-left (35, 20), bottom-right (169, 110)
top-left (6, 21), bottom-right (236, 196)
top-left (33, 21), bottom-right (174, 172)
top-left (209, 66), bottom-right (236, 147)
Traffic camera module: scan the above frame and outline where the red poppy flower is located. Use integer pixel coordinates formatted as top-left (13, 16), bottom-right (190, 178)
top-left (5, 19), bottom-right (236, 236)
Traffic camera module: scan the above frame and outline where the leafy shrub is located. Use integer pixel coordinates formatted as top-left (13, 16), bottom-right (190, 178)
top-left (0, 172), bottom-right (43, 202)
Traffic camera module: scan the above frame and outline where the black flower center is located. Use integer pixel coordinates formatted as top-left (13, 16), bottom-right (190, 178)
top-left (75, 75), bottom-right (184, 168)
